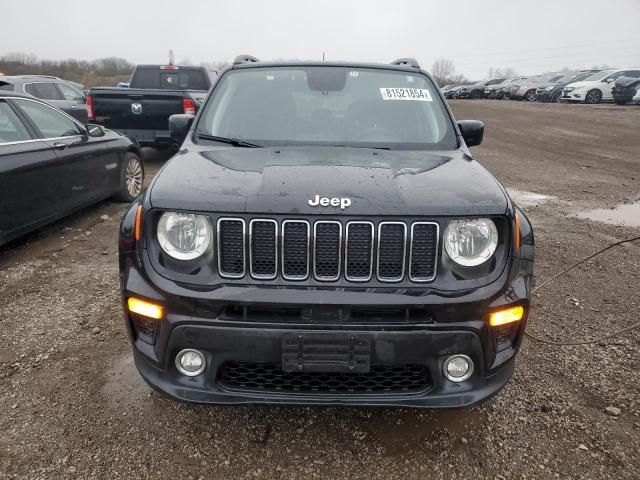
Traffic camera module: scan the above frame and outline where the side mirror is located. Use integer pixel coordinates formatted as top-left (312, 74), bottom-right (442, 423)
top-left (169, 114), bottom-right (195, 144)
top-left (458, 120), bottom-right (484, 147)
top-left (86, 124), bottom-right (105, 138)
top-left (605, 78), bottom-right (614, 83)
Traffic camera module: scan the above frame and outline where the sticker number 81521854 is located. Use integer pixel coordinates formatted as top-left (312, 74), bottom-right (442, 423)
top-left (380, 88), bottom-right (433, 102)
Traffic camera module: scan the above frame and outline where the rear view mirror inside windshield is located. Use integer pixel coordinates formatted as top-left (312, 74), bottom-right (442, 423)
top-left (306, 68), bottom-right (348, 92)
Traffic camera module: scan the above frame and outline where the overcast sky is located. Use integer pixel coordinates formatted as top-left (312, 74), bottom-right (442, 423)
top-left (2, 0), bottom-right (639, 79)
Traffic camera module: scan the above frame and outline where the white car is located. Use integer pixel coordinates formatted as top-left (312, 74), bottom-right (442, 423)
top-left (561, 69), bottom-right (640, 104)
top-left (633, 86), bottom-right (640, 105)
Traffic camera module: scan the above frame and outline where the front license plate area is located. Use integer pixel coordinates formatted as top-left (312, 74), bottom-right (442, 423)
top-left (282, 333), bottom-right (371, 373)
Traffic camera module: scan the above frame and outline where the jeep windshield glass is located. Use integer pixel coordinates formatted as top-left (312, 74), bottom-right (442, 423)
top-left (196, 66), bottom-right (457, 150)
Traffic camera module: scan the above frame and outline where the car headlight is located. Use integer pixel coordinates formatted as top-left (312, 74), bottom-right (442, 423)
top-left (444, 218), bottom-right (498, 267)
top-left (545, 86), bottom-right (554, 91)
top-left (157, 212), bottom-right (212, 260)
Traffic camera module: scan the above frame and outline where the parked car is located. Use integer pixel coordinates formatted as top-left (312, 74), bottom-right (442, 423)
top-left (633, 86), bottom-right (640, 105)
top-left (0, 91), bottom-right (143, 246)
top-left (611, 75), bottom-right (640, 105)
top-left (444, 85), bottom-right (465, 99)
top-left (561, 69), bottom-right (640, 104)
top-left (119, 56), bottom-right (534, 408)
top-left (535, 71), bottom-right (601, 103)
top-left (457, 78), bottom-right (506, 99)
top-left (88, 64), bottom-right (216, 148)
top-left (509, 73), bottom-right (564, 101)
top-left (0, 75), bottom-right (89, 122)
top-left (484, 77), bottom-right (527, 99)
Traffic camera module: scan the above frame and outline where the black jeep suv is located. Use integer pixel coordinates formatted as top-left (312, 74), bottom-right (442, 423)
top-left (119, 56), bottom-right (534, 408)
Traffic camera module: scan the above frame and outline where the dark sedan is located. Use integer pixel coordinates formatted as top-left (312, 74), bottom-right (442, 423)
top-left (612, 76), bottom-right (640, 105)
top-left (0, 75), bottom-right (89, 123)
top-left (0, 92), bottom-right (144, 246)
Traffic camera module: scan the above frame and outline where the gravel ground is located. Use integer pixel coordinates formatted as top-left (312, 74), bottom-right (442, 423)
top-left (1, 101), bottom-right (639, 480)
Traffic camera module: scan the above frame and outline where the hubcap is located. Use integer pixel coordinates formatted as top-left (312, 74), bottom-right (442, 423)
top-left (125, 158), bottom-right (143, 197)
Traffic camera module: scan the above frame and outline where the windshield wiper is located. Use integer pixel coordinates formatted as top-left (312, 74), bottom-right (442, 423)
top-left (196, 133), bottom-right (263, 148)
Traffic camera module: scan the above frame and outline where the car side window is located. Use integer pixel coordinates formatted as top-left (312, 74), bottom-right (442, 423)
top-left (57, 83), bottom-right (85, 101)
top-left (33, 83), bottom-right (64, 100)
top-left (0, 101), bottom-right (32, 143)
top-left (606, 72), bottom-right (625, 82)
top-left (0, 82), bottom-right (15, 91)
top-left (13, 99), bottom-right (83, 138)
top-left (24, 83), bottom-right (37, 96)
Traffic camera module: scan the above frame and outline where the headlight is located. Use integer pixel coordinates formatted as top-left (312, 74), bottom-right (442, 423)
top-left (157, 212), bottom-right (212, 260)
top-left (545, 86), bottom-right (554, 91)
top-left (444, 218), bottom-right (498, 267)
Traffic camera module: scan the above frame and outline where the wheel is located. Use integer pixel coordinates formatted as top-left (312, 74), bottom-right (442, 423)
top-left (551, 91), bottom-right (562, 103)
top-left (470, 90), bottom-right (482, 99)
top-left (585, 89), bottom-right (602, 104)
top-left (525, 89), bottom-right (537, 102)
top-left (114, 152), bottom-right (144, 202)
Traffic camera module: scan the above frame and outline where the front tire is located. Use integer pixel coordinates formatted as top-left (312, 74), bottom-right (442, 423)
top-left (471, 90), bottom-right (482, 99)
top-left (114, 152), bottom-right (144, 203)
top-left (585, 89), bottom-right (602, 104)
top-left (525, 89), bottom-right (537, 102)
top-left (551, 91), bottom-right (562, 103)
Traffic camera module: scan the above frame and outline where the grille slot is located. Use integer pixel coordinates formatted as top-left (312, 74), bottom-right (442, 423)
top-left (345, 222), bottom-right (374, 281)
top-left (249, 219), bottom-right (277, 279)
top-left (282, 220), bottom-right (310, 280)
top-left (409, 222), bottom-right (439, 282)
top-left (218, 362), bottom-right (431, 394)
top-left (377, 222), bottom-right (407, 282)
top-left (217, 219), bottom-right (246, 278)
top-left (313, 221), bottom-right (342, 281)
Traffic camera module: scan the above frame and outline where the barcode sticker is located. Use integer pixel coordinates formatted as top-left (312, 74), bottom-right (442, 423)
top-left (380, 88), bottom-right (432, 101)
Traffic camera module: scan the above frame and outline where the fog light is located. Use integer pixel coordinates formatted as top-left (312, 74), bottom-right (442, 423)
top-left (127, 297), bottom-right (163, 320)
top-left (175, 349), bottom-right (206, 377)
top-left (443, 354), bottom-right (474, 382)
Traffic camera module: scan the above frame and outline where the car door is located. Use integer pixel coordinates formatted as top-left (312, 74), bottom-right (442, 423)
top-left (0, 98), bottom-right (64, 243)
top-left (11, 97), bottom-right (104, 211)
top-left (56, 82), bottom-right (89, 123)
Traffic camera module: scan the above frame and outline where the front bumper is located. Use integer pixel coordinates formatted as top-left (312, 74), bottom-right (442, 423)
top-left (120, 244), bottom-right (532, 408)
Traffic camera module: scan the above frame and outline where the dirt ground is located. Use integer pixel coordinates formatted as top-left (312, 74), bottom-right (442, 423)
top-left (1, 101), bottom-right (639, 480)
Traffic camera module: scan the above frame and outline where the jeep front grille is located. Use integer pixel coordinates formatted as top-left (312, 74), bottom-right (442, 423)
top-left (215, 218), bottom-right (438, 283)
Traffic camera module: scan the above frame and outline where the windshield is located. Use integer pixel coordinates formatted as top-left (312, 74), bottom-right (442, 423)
top-left (583, 70), bottom-right (615, 81)
top-left (196, 66), bottom-right (457, 150)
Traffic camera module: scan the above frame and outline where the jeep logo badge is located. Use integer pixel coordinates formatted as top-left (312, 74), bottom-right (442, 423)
top-left (308, 195), bottom-right (352, 210)
top-left (131, 103), bottom-right (143, 115)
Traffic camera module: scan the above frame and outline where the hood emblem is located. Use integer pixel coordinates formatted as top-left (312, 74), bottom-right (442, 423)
top-left (308, 195), bottom-right (352, 210)
top-left (131, 103), bottom-right (143, 115)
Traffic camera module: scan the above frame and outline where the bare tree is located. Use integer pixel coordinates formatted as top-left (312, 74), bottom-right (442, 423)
top-left (487, 67), bottom-right (518, 79)
top-left (431, 58), bottom-right (456, 86)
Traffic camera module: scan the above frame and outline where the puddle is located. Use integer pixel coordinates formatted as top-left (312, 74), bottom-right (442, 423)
top-left (507, 188), bottom-right (556, 207)
top-left (575, 203), bottom-right (640, 228)
top-left (102, 353), bottom-right (151, 409)
top-left (366, 408), bottom-right (487, 455)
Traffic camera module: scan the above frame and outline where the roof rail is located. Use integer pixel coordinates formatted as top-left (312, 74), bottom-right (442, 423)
top-left (233, 54), bottom-right (260, 65)
top-left (390, 58), bottom-right (420, 69)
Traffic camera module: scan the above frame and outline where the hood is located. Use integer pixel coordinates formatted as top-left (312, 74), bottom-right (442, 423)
top-left (565, 80), bottom-right (599, 89)
top-left (149, 146), bottom-right (508, 217)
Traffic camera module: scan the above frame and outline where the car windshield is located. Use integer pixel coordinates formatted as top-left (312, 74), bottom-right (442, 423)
top-left (196, 66), bottom-right (457, 150)
top-left (583, 70), bottom-right (615, 81)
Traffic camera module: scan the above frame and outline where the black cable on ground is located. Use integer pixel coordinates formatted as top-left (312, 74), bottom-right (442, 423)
top-left (525, 235), bottom-right (640, 346)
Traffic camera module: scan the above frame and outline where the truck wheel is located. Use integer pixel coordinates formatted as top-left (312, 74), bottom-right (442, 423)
top-left (114, 153), bottom-right (144, 203)
top-left (585, 89), bottom-right (602, 104)
top-left (551, 91), bottom-right (562, 103)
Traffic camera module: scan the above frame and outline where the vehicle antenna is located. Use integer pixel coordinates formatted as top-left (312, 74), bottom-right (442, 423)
top-left (322, 52), bottom-right (325, 62)
top-left (169, 50), bottom-right (174, 66)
